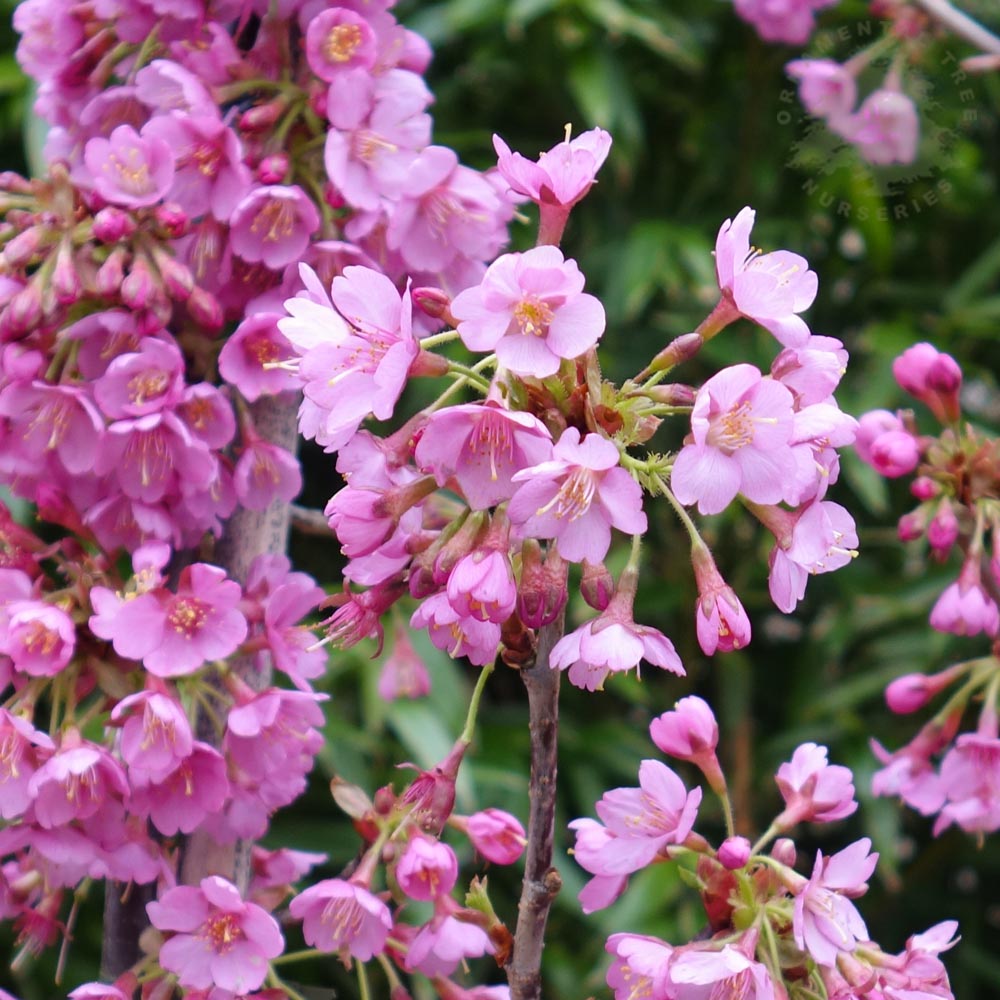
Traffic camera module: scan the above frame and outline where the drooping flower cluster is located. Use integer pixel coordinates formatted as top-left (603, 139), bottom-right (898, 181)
top-left (572, 696), bottom-right (959, 1000)
top-left (856, 343), bottom-right (1000, 837)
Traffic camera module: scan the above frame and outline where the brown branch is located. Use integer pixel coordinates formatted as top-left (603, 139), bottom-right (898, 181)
top-left (290, 502), bottom-right (331, 537)
top-left (507, 615), bottom-right (564, 1000)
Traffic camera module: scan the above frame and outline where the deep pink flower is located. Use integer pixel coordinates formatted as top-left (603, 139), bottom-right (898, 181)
top-left (229, 185), bottom-right (320, 271)
top-left (446, 548), bottom-right (517, 624)
top-left (88, 563), bottom-right (247, 677)
top-left (233, 439), bottom-right (302, 511)
top-left (147, 876), bottom-right (283, 993)
top-left (793, 839), bottom-right (877, 968)
top-left (218, 313), bottom-right (300, 402)
top-left (854, 409), bottom-right (921, 478)
top-left (893, 342), bottom-right (962, 424)
top-left (713, 207), bottom-right (818, 347)
top-left (93, 338), bottom-right (185, 419)
top-left (691, 548), bottom-right (751, 655)
top-left (289, 879), bottom-right (391, 959)
top-left (130, 742), bottom-right (229, 835)
top-left (451, 246), bottom-right (605, 377)
top-left (305, 8), bottom-right (377, 80)
top-left (415, 401), bottom-right (553, 510)
top-left (465, 808), bottom-right (526, 864)
top-left (718, 836), bottom-right (752, 870)
top-left (82, 124), bottom-right (175, 208)
top-left (396, 837), bottom-right (458, 901)
top-left (775, 742), bottom-right (858, 828)
top-left (508, 428), bottom-right (646, 564)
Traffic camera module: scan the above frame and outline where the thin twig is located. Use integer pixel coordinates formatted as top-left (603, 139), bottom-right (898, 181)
top-left (290, 503), bottom-right (331, 537)
top-left (507, 615), bottom-right (565, 1000)
top-left (912, 0), bottom-right (1000, 56)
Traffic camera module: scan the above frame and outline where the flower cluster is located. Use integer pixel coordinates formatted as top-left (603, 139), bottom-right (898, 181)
top-left (572, 696), bottom-right (959, 1000)
top-left (856, 342), bottom-right (1000, 837)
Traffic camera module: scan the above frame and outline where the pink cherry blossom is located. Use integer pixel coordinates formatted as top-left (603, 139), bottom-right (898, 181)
top-left (691, 548), bottom-right (752, 655)
top-left (147, 876), bottom-right (283, 993)
top-left (671, 364), bottom-right (796, 515)
top-left (396, 837), bottom-right (458, 901)
top-left (112, 690), bottom-right (193, 783)
top-left (446, 548), bottom-right (517, 624)
top-left (713, 207), bottom-right (818, 347)
top-left (606, 933), bottom-right (674, 1000)
top-left (786, 59), bottom-right (857, 120)
top-left (933, 733), bottom-right (1000, 835)
top-left (734, 0), bottom-right (837, 45)
top-left (649, 697), bottom-right (724, 792)
top-left (28, 741), bottom-right (129, 828)
top-left (404, 911), bottom-right (495, 977)
top-left (130, 742), bottom-right (229, 835)
top-left (929, 575), bottom-right (1000, 638)
top-left (82, 124), bottom-right (175, 208)
top-left (847, 89), bottom-right (920, 165)
top-left (410, 592), bottom-right (501, 667)
top-left (793, 839), bottom-right (877, 968)
top-left (871, 735), bottom-right (948, 817)
top-left (415, 401), bottom-right (553, 510)
top-left (771, 334), bottom-right (849, 407)
top-left (775, 742), bottom-right (858, 828)
top-left (305, 8), bottom-right (377, 81)
top-left (229, 185), bottom-right (320, 271)
top-left (1, 601), bottom-right (75, 677)
top-left (670, 943), bottom-right (776, 1000)
top-left (218, 313), bottom-right (300, 402)
top-left (451, 246), bottom-right (605, 377)
top-left (233, 439), bottom-right (302, 511)
top-left (508, 428), bottom-right (646, 564)
top-left (289, 878), bottom-right (391, 959)
top-left (0, 709), bottom-right (54, 820)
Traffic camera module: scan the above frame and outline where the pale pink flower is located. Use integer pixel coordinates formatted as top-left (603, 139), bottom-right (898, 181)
top-left (550, 605), bottom-right (683, 692)
top-left (415, 401), bottom-right (553, 510)
top-left (775, 742), bottom-right (857, 828)
top-left (410, 592), bottom-right (501, 667)
top-left (465, 808), bottom-right (526, 864)
top-left (0, 710), bottom-right (54, 820)
top-left (691, 549), bottom-right (751, 655)
top-left (714, 207), bottom-right (818, 347)
top-left (734, 0), bottom-right (837, 45)
top-left (233, 439), bottom-right (302, 511)
top-left (28, 742), bottom-right (129, 828)
top-left (446, 549), bottom-right (517, 624)
top-left (870, 736), bottom-right (948, 817)
top-left (68, 985), bottom-right (128, 1000)
top-left (218, 313), bottom-right (300, 401)
top-left (147, 876), bottom-right (283, 994)
top-left (377, 625), bottom-right (431, 700)
top-left (289, 878), bottom-right (391, 959)
top-left (82, 124), bottom-right (175, 208)
top-left (606, 933), bottom-right (674, 1000)
top-left (396, 837), bottom-right (458, 901)
top-left (451, 246), bottom-right (605, 377)
top-left (305, 8), bottom-right (377, 80)
top-left (786, 59), bottom-right (857, 120)
top-left (671, 364), bottom-right (796, 515)
top-left (93, 338), bottom-right (185, 419)
top-left (508, 428), bottom-right (646, 564)
top-left (569, 818), bottom-right (630, 912)
top-left (229, 185), bottom-right (320, 271)
top-left (670, 943), bottom-right (776, 1000)
top-left (112, 690), bottom-right (193, 783)
top-left (933, 734), bottom-right (1000, 835)
top-left (404, 912), bottom-right (495, 977)
top-left (771, 334), bottom-right (849, 407)
top-left (1, 601), bottom-right (75, 677)
top-left (847, 89), bottom-right (919, 165)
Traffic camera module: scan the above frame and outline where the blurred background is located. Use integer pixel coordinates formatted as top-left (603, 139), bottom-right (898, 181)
top-left (1, 0), bottom-right (999, 996)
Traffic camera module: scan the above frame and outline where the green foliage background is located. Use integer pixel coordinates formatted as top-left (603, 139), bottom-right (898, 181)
top-left (2, 1), bottom-right (1000, 997)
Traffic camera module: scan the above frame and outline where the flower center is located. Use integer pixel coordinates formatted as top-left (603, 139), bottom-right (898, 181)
top-left (168, 597), bottom-right (207, 637)
top-left (536, 467), bottom-right (596, 521)
top-left (250, 199), bottom-right (296, 243)
top-left (469, 413), bottom-right (514, 482)
top-left (203, 912), bottom-right (245, 953)
top-left (107, 148), bottom-right (152, 195)
top-left (20, 619), bottom-right (59, 656)
top-left (325, 23), bottom-right (363, 63)
top-left (513, 297), bottom-right (554, 337)
top-left (127, 370), bottom-right (170, 406)
top-left (708, 400), bottom-right (754, 453)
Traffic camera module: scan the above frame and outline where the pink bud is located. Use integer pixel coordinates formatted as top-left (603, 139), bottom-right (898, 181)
top-left (186, 285), bottom-right (224, 331)
top-left (411, 286), bottom-right (455, 324)
top-left (258, 154), bottom-right (290, 184)
top-left (152, 204), bottom-right (190, 238)
top-left (717, 835), bottom-right (751, 870)
top-left (2, 284), bottom-right (43, 338)
top-left (650, 696), bottom-right (719, 759)
top-left (121, 256), bottom-right (157, 310)
top-left (927, 499), bottom-right (958, 557)
top-left (870, 429), bottom-right (920, 478)
top-left (897, 509), bottom-right (927, 542)
top-left (465, 808), bottom-right (526, 864)
top-left (95, 247), bottom-right (128, 298)
top-left (885, 673), bottom-right (933, 714)
top-left (910, 476), bottom-right (939, 500)
top-left (92, 207), bottom-right (136, 243)
top-left (771, 838), bottom-right (797, 867)
top-left (52, 241), bottom-right (82, 305)
top-left (517, 539), bottom-right (568, 629)
top-left (239, 98), bottom-right (287, 132)
top-left (3, 227), bottom-right (44, 267)
top-left (580, 560), bottom-right (614, 611)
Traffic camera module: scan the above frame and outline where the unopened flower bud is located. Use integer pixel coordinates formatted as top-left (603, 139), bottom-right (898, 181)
top-left (885, 673), bottom-right (933, 714)
top-left (52, 240), bottom-right (82, 305)
top-left (642, 383), bottom-right (697, 407)
top-left (464, 808), bottom-right (526, 864)
top-left (910, 476), bottom-right (939, 500)
top-left (412, 286), bottom-right (456, 326)
top-left (897, 508), bottom-right (927, 542)
top-left (643, 331), bottom-right (703, 376)
top-left (2, 284), bottom-right (42, 338)
top-left (239, 97), bottom-right (288, 132)
top-left (3, 227), bottom-right (44, 267)
top-left (95, 246), bottom-right (128, 297)
top-left (771, 838), bottom-right (797, 867)
top-left (580, 559), bottom-right (614, 611)
top-left (517, 539), bottom-right (568, 629)
top-left (927, 499), bottom-right (958, 557)
top-left (258, 154), bottom-right (290, 184)
top-left (121, 256), bottom-right (156, 310)
top-left (185, 285), bottom-right (224, 331)
top-left (718, 835), bottom-right (751, 870)
top-left (149, 245), bottom-right (194, 300)
top-left (92, 206), bottom-right (136, 243)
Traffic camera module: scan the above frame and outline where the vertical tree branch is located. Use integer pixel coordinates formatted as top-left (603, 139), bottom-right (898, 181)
top-left (179, 394), bottom-right (301, 893)
top-left (507, 615), bottom-right (564, 1000)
